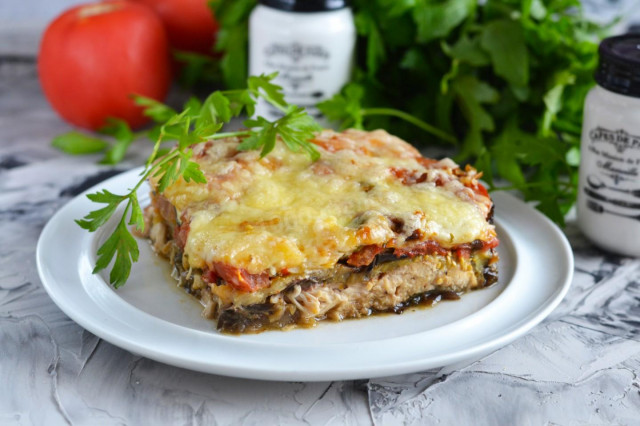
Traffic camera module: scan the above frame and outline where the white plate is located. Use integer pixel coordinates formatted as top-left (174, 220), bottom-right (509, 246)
top-left (37, 168), bottom-right (573, 381)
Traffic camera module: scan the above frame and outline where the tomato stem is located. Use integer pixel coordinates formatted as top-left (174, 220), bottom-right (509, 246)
top-left (78, 3), bottom-right (122, 19)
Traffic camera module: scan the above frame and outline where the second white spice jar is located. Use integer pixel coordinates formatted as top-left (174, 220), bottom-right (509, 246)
top-left (577, 34), bottom-right (640, 257)
top-left (249, 0), bottom-right (356, 121)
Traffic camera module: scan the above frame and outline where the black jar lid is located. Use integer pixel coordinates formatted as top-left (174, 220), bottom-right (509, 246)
top-left (259, 0), bottom-right (350, 12)
top-left (595, 34), bottom-right (640, 98)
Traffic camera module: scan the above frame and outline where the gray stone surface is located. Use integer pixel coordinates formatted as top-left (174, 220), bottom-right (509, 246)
top-left (2, 60), bottom-right (640, 425)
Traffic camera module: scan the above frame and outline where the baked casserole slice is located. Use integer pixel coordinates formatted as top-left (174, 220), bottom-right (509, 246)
top-left (143, 129), bottom-right (499, 333)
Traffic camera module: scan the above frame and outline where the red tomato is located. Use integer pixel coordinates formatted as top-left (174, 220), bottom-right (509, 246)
top-left (130, 0), bottom-right (219, 55)
top-left (38, 0), bottom-right (171, 130)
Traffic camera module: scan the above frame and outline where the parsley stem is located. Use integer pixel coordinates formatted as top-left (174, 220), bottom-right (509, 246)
top-left (203, 131), bottom-right (252, 139)
top-left (135, 151), bottom-right (180, 192)
top-left (553, 120), bottom-right (582, 135)
top-left (146, 134), bottom-right (166, 169)
top-left (361, 108), bottom-right (457, 144)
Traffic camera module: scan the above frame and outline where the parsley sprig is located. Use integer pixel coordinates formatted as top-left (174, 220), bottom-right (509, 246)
top-left (75, 73), bottom-right (320, 288)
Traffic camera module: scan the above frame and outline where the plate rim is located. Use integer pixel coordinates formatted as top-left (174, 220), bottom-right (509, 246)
top-left (36, 167), bottom-right (573, 381)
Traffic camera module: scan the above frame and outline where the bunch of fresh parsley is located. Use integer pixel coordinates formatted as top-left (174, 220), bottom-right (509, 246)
top-left (211, 0), bottom-right (606, 224)
top-left (75, 74), bottom-right (320, 287)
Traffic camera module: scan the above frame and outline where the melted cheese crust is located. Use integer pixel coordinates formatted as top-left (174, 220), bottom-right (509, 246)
top-left (152, 129), bottom-right (496, 275)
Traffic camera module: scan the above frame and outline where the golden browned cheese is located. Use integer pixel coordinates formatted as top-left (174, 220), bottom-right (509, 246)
top-left (149, 129), bottom-right (496, 276)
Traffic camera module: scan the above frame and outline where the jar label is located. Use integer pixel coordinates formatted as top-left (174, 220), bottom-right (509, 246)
top-left (265, 42), bottom-right (331, 62)
top-left (250, 29), bottom-right (354, 123)
top-left (587, 127), bottom-right (640, 183)
top-left (582, 126), bottom-right (640, 219)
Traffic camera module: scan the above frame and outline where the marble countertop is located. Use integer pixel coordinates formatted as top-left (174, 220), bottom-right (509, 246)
top-left (2, 60), bottom-right (640, 426)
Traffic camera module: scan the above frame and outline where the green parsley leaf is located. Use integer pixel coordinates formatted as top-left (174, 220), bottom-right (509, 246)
top-left (452, 75), bottom-right (499, 159)
top-left (218, 25), bottom-right (250, 89)
top-left (248, 73), bottom-right (287, 112)
top-left (480, 19), bottom-right (530, 99)
top-left (99, 118), bottom-right (135, 165)
top-left (241, 106), bottom-right (321, 160)
top-left (181, 158), bottom-right (207, 184)
top-left (413, 0), bottom-right (473, 43)
top-left (378, 0), bottom-right (416, 17)
top-left (443, 34), bottom-right (490, 66)
top-left (211, 0), bottom-right (256, 88)
top-left (317, 83), bottom-right (365, 129)
top-left (128, 193), bottom-right (145, 232)
top-left (52, 132), bottom-right (108, 155)
top-left (93, 212), bottom-right (139, 289)
top-left (172, 50), bottom-right (220, 88)
top-left (75, 189), bottom-right (124, 232)
top-left (239, 116), bottom-right (277, 156)
top-left (400, 48), bottom-right (430, 71)
top-left (565, 147), bottom-right (580, 167)
top-left (355, 12), bottom-right (386, 75)
top-left (523, 0), bottom-right (547, 21)
top-left (154, 154), bottom-right (181, 193)
top-left (274, 107), bottom-right (322, 159)
top-left (134, 95), bottom-right (177, 123)
top-left (542, 71), bottom-right (576, 136)
top-left (198, 91), bottom-right (232, 128)
top-left (182, 97), bottom-right (203, 118)
top-left (490, 123), bottom-right (526, 187)
top-left (226, 89), bottom-right (256, 117)
top-left (99, 117), bottom-right (133, 141)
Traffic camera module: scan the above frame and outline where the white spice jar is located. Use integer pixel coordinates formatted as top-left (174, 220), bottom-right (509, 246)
top-left (577, 35), bottom-right (640, 257)
top-left (249, 0), bottom-right (356, 122)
